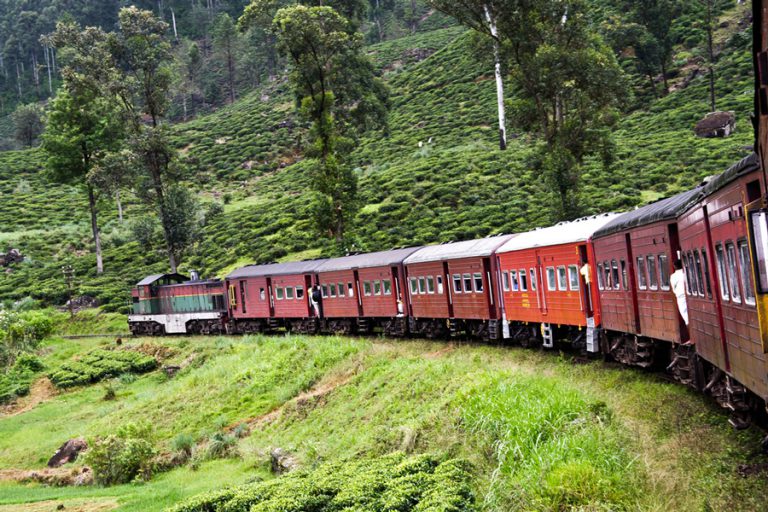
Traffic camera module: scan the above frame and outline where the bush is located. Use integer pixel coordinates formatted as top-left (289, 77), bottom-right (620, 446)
top-left (171, 433), bottom-right (195, 458)
top-left (0, 310), bottom-right (54, 368)
top-left (48, 349), bottom-right (157, 388)
top-left (86, 422), bottom-right (156, 486)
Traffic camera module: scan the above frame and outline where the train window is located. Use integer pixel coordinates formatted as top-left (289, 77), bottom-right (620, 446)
top-left (427, 276), bottom-right (435, 294)
top-left (502, 271), bottom-right (510, 291)
top-left (621, 260), bottom-right (628, 290)
top-left (322, 284), bottom-right (329, 298)
top-left (519, 269), bottom-right (528, 291)
top-left (611, 260), bottom-right (620, 290)
top-left (557, 266), bottom-right (568, 291)
top-left (647, 256), bottom-right (659, 291)
top-left (715, 244), bottom-right (729, 301)
top-left (510, 270), bottom-right (519, 291)
top-left (453, 274), bottom-right (463, 293)
top-left (348, 282), bottom-right (355, 297)
top-left (750, 211), bottom-right (768, 292)
top-left (726, 243), bottom-right (742, 303)
top-left (658, 255), bottom-right (670, 290)
top-left (636, 257), bottom-right (647, 290)
top-left (530, 269), bottom-right (537, 291)
top-left (701, 250), bottom-right (712, 298)
top-left (463, 274), bottom-right (473, 293)
top-left (474, 273), bottom-right (484, 292)
top-left (383, 280), bottom-right (392, 295)
top-left (547, 267), bottom-right (556, 291)
top-left (240, 281), bottom-right (247, 313)
top-left (596, 263), bottom-right (604, 290)
top-left (260, 288), bottom-right (266, 301)
top-left (738, 241), bottom-right (756, 305)
top-left (330, 283), bottom-right (337, 297)
top-left (694, 251), bottom-right (706, 297)
top-left (296, 286), bottom-right (304, 299)
top-left (408, 278), bottom-right (417, 295)
top-left (366, 281), bottom-right (374, 296)
top-left (568, 265), bottom-right (580, 291)
top-left (276, 287), bottom-right (284, 300)
top-left (374, 280), bottom-right (382, 295)
top-left (286, 287), bottom-right (295, 300)
top-left (418, 277), bottom-right (426, 294)
top-left (436, 276), bottom-right (444, 294)
top-left (604, 261), bottom-right (612, 289)
top-left (684, 253), bottom-right (697, 296)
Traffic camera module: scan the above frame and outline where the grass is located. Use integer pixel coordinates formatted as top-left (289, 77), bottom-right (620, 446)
top-left (2, 334), bottom-right (764, 511)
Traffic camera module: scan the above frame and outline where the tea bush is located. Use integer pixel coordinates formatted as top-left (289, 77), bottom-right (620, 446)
top-left (86, 421), bottom-right (157, 486)
top-left (0, 353), bottom-right (44, 404)
top-left (48, 349), bottom-right (157, 388)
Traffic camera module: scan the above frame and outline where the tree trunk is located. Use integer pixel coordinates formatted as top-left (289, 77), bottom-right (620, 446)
top-left (168, 251), bottom-right (177, 273)
top-left (660, 60), bottom-right (670, 95)
top-left (88, 185), bottom-right (104, 274)
top-left (646, 72), bottom-right (658, 98)
top-left (116, 189), bottom-right (124, 223)
top-left (227, 44), bottom-right (236, 104)
top-left (484, 4), bottom-right (507, 150)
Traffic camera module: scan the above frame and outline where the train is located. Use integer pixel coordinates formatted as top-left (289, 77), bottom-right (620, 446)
top-left (129, 152), bottom-right (768, 433)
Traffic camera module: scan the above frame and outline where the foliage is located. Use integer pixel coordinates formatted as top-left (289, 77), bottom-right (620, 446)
top-left (48, 348), bottom-right (157, 388)
top-left (12, 103), bottom-right (44, 147)
top-left (86, 421), bottom-right (157, 486)
top-left (169, 452), bottom-right (474, 512)
top-left (0, 353), bottom-right (44, 404)
top-left (0, 309), bottom-right (54, 368)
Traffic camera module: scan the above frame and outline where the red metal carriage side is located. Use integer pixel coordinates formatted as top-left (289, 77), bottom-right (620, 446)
top-left (402, 235), bottom-right (515, 340)
top-left (678, 154), bottom-right (767, 414)
top-left (226, 260), bottom-right (327, 333)
top-left (592, 188), bottom-right (703, 367)
top-left (314, 247), bottom-right (422, 335)
top-left (496, 215), bottom-right (618, 349)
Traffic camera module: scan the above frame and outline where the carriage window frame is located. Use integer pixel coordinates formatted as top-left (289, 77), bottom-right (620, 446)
top-left (646, 255), bottom-right (658, 291)
top-left (296, 286), bottom-right (304, 300)
top-left (658, 254), bottom-right (670, 291)
top-left (260, 288), bottom-right (266, 301)
top-left (337, 282), bottom-right (345, 297)
top-left (473, 273), bottom-right (484, 293)
top-left (510, 270), bottom-right (519, 291)
top-left (365, 281), bottom-right (374, 296)
top-left (636, 256), bottom-right (647, 290)
top-left (529, 269), bottom-right (537, 291)
top-left (374, 280), bottom-right (382, 296)
top-left (726, 242), bottom-right (742, 304)
top-left (685, 252), bottom-right (698, 296)
top-left (568, 265), bottom-right (580, 291)
top-left (382, 279), bottom-right (392, 296)
top-left (276, 287), bottom-right (284, 300)
top-left (611, 260), bottom-right (620, 290)
top-left (418, 277), bottom-right (426, 294)
top-left (738, 239), bottom-right (756, 305)
top-left (701, 249), bottom-right (712, 298)
top-left (749, 210), bottom-right (768, 292)
top-left (329, 283), bottom-right (337, 298)
top-left (463, 274), bottom-right (473, 293)
top-left (285, 286), bottom-right (295, 300)
top-left (519, 269), bottom-right (528, 291)
top-left (453, 274), bottom-right (463, 293)
top-left (322, 284), bottom-right (329, 298)
top-left (502, 271), bottom-right (510, 291)
top-left (715, 244), bottom-right (729, 301)
top-left (557, 266), bottom-right (568, 291)
top-left (546, 266), bottom-right (556, 291)
top-left (436, 275), bottom-right (444, 294)
top-left (694, 250), bottom-right (706, 297)
top-left (604, 261), bottom-right (612, 290)
top-left (426, 276), bottom-right (435, 294)
top-left (620, 259), bottom-right (628, 290)
top-left (597, 263), bottom-right (604, 290)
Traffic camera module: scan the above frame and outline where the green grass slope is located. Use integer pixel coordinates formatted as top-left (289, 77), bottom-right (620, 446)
top-left (0, 334), bottom-right (765, 511)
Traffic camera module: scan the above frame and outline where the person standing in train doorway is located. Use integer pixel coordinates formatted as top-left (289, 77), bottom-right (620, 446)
top-left (310, 285), bottom-right (322, 318)
top-left (670, 259), bottom-right (691, 343)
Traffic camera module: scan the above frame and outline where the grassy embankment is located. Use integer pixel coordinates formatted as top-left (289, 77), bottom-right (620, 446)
top-left (0, 318), bottom-right (766, 511)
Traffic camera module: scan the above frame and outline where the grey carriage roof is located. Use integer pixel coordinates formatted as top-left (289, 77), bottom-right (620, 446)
top-left (315, 247), bottom-right (423, 273)
top-left (402, 235), bottom-right (516, 265)
top-left (498, 213), bottom-right (621, 252)
top-left (227, 259), bottom-right (329, 279)
top-left (136, 273), bottom-right (188, 286)
top-left (701, 153), bottom-right (760, 198)
top-left (593, 188), bottom-right (705, 239)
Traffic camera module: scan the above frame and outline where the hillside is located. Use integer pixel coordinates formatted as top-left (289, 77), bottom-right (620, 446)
top-left (0, 3), bottom-right (757, 312)
top-left (0, 329), bottom-right (766, 511)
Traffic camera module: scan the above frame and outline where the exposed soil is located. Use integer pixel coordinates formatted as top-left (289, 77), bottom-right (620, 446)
top-left (0, 498), bottom-right (117, 512)
top-left (423, 344), bottom-right (456, 359)
top-left (0, 377), bottom-right (56, 417)
top-left (0, 466), bottom-right (92, 486)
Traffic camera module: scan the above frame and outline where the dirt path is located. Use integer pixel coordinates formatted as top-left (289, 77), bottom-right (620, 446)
top-left (0, 466), bottom-right (92, 486)
top-left (0, 498), bottom-right (117, 512)
top-left (0, 377), bottom-right (56, 418)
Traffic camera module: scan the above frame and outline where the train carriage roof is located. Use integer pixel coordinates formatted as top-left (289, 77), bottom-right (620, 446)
top-left (403, 235), bottom-right (516, 265)
top-left (593, 188), bottom-right (704, 239)
top-left (136, 273), bottom-right (188, 286)
top-left (316, 247), bottom-right (423, 273)
top-left (498, 214), bottom-right (620, 253)
top-left (227, 259), bottom-right (329, 279)
top-left (701, 153), bottom-right (760, 197)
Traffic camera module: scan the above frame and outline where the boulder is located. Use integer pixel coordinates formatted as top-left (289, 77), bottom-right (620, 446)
top-left (270, 447), bottom-right (299, 475)
top-left (0, 248), bottom-right (23, 267)
top-left (694, 111), bottom-right (736, 138)
top-left (47, 438), bottom-right (87, 468)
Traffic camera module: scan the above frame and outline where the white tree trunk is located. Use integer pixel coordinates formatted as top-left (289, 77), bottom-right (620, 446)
top-left (484, 4), bottom-right (507, 150)
top-left (116, 189), bottom-right (124, 223)
top-left (89, 186), bottom-right (104, 274)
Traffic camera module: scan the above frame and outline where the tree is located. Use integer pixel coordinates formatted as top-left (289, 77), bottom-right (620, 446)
top-left (497, 0), bottom-right (627, 219)
top-left (626, 0), bottom-right (678, 95)
top-left (162, 185), bottom-right (203, 268)
top-left (211, 13), bottom-right (240, 104)
top-left (264, 5), bottom-right (387, 244)
top-left (701, 0), bottom-right (716, 112)
top-left (42, 88), bottom-right (123, 274)
top-left (12, 103), bottom-right (43, 146)
top-left (430, 0), bottom-right (508, 149)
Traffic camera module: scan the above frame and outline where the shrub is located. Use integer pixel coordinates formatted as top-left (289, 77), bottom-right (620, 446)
top-left (206, 431), bottom-right (237, 459)
top-left (171, 433), bottom-right (196, 458)
top-left (48, 349), bottom-right (157, 388)
top-left (0, 310), bottom-right (54, 368)
top-left (86, 422), bottom-right (156, 486)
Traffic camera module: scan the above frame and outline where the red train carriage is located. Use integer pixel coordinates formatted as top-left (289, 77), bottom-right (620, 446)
top-left (402, 235), bottom-right (515, 340)
top-left (226, 260), bottom-right (327, 334)
top-left (128, 273), bottom-right (227, 335)
top-left (495, 215), bottom-right (618, 350)
top-left (678, 154), bottom-right (767, 420)
top-left (314, 247), bottom-right (422, 336)
top-left (592, 188), bottom-right (703, 370)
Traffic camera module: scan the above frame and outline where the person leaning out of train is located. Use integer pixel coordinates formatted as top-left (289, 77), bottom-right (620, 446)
top-left (310, 285), bottom-right (322, 317)
top-left (669, 259), bottom-right (693, 344)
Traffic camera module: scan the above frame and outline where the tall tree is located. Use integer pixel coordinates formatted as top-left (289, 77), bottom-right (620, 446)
top-left (497, 0), bottom-right (627, 219)
top-left (12, 102), bottom-right (44, 147)
top-left (259, 4), bottom-right (388, 244)
top-left (211, 13), bottom-right (239, 104)
top-left (42, 88), bottom-right (122, 274)
top-left (627, 0), bottom-right (678, 95)
top-left (430, 0), bottom-right (508, 149)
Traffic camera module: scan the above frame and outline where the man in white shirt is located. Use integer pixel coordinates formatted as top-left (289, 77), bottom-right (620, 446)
top-left (670, 259), bottom-right (689, 327)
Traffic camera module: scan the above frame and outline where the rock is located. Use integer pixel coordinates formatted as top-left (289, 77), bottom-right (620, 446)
top-left (270, 447), bottom-right (299, 475)
top-left (694, 111), bottom-right (736, 138)
top-left (47, 438), bottom-right (88, 468)
top-left (61, 295), bottom-right (99, 314)
top-left (163, 365), bottom-right (182, 377)
top-left (0, 248), bottom-right (23, 267)
top-left (73, 467), bottom-right (93, 486)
